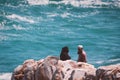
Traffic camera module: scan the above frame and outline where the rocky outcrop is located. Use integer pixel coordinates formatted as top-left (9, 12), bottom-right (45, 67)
top-left (11, 56), bottom-right (120, 80)
top-left (54, 60), bottom-right (96, 80)
top-left (96, 64), bottom-right (120, 80)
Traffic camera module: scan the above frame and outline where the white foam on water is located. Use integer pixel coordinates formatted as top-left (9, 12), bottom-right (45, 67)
top-left (0, 35), bottom-right (8, 41)
top-left (13, 25), bottom-right (26, 30)
top-left (96, 60), bottom-right (104, 64)
top-left (114, 0), bottom-right (120, 7)
top-left (27, 0), bottom-right (49, 5)
top-left (27, 0), bottom-right (120, 8)
top-left (0, 73), bottom-right (12, 80)
top-left (61, 0), bottom-right (114, 7)
top-left (6, 14), bottom-right (35, 23)
top-left (64, 10), bottom-right (99, 18)
top-left (95, 58), bottom-right (120, 64)
top-left (0, 25), bottom-right (27, 31)
top-left (47, 10), bottom-right (99, 19)
top-left (61, 12), bottom-right (70, 18)
top-left (108, 58), bottom-right (120, 62)
top-left (0, 20), bottom-right (31, 31)
top-left (47, 13), bottom-right (59, 18)
top-left (76, 11), bottom-right (99, 18)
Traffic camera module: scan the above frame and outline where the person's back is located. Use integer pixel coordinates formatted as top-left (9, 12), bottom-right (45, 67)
top-left (60, 46), bottom-right (71, 61)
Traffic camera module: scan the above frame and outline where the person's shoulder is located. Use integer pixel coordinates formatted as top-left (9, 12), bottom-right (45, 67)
top-left (83, 51), bottom-right (86, 55)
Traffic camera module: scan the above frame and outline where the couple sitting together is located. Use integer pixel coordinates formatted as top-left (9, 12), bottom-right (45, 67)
top-left (60, 45), bottom-right (87, 63)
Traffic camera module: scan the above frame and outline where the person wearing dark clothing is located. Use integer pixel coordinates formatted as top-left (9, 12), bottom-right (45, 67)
top-left (60, 46), bottom-right (71, 61)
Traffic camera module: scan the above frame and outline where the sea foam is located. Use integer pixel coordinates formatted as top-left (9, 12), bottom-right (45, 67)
top-left (95, 58), bottom-right (120, 64)
top-left (27, 0), bottom-right (49, 5)
top-left (6, 14), bottom-right (35, 23)
top-left (27, 0), bottom-right (120, 8)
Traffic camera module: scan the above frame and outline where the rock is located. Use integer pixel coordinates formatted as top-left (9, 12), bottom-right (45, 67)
top-left (11, 56), bottom-right (120, 80)
top-left (11, 59), bottom-right (38, 80)
top-left (52, 60), bottom-right (96, 80)
top-left (35, 56), bottom-right (59, 80)
top-left (96, 64), bottom-right (120, 80)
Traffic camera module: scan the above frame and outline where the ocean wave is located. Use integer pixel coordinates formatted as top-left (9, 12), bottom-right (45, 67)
top-left (108, 58), bottom-right (120, 62)
top-left (70, 10), bottom-right (99, 18)
top-left (0, 32), bottom-right (22, 42)
top-left (95, 60), bottom-right (104, 64)
top-left (95, 58), bottom-right (120, 64)
top-left (27, 0), bottom-right (49, 5)
top-left (46, 10), bottom-right (99, 19)
top-left (27, 0), bottom-right (120, 8)
top-left (0, 25), bottom-right (27, 31)
top-left (46, 12), bottom-right (70, 18)
top-left (0, 73), bottom-right (12, 80)
top-left (13, 25), bottom-right (27, 30)
top-left (0, 35), bottom-right (8, 41)
top-left (6, 14), bottom-right (35, 24)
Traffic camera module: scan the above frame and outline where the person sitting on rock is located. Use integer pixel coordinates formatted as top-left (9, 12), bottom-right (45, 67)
top-left (60, 46), bottom-right (71, 61)
top-left (77, 45), bottom-right (87, 62)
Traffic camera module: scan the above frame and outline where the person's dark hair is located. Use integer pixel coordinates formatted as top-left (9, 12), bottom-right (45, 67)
top-left (60, 46), bottom-right (71, 61)
top-left (62, 46), bottom-right (69, 52)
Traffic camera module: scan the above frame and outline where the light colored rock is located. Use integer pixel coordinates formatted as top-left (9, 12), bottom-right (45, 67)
top-left (96, 64), bottom-right (120, 80)
top-left (52, 60), bottom-right (96, 80)
top-left (35, 56), bottom-right (59, 80)
top-left (11, 56), bottom-right (119, 80)
top-left (11, 59), bottom-right (38, 80)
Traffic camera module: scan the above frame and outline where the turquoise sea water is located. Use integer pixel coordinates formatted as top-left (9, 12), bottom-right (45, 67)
top-left (0, 0), bottom-right (120, 77)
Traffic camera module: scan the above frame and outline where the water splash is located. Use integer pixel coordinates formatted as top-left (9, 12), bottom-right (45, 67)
top-left (6, 14), bottom-right (35, 23)
top-left (27, 0), bottom-right (120, 8)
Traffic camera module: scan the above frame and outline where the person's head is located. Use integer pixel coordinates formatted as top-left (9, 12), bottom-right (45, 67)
top-left (62, 46), bottom-right (69, 53)
top-left (78, 45), bottom-right (83, 52)
top-left (60, 46), bottom-right (71, 60)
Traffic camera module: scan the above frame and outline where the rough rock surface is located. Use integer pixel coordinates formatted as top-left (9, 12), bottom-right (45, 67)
top-left (96, 64), bottom-right (120, 80)
top-left (11, 56), bottom-right (120, 80)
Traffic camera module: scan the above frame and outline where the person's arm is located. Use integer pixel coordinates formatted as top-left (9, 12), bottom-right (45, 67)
top-left (65, 53), bottom-right (71, 60)
top-left (83, 53), bottom-right (87, 62)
